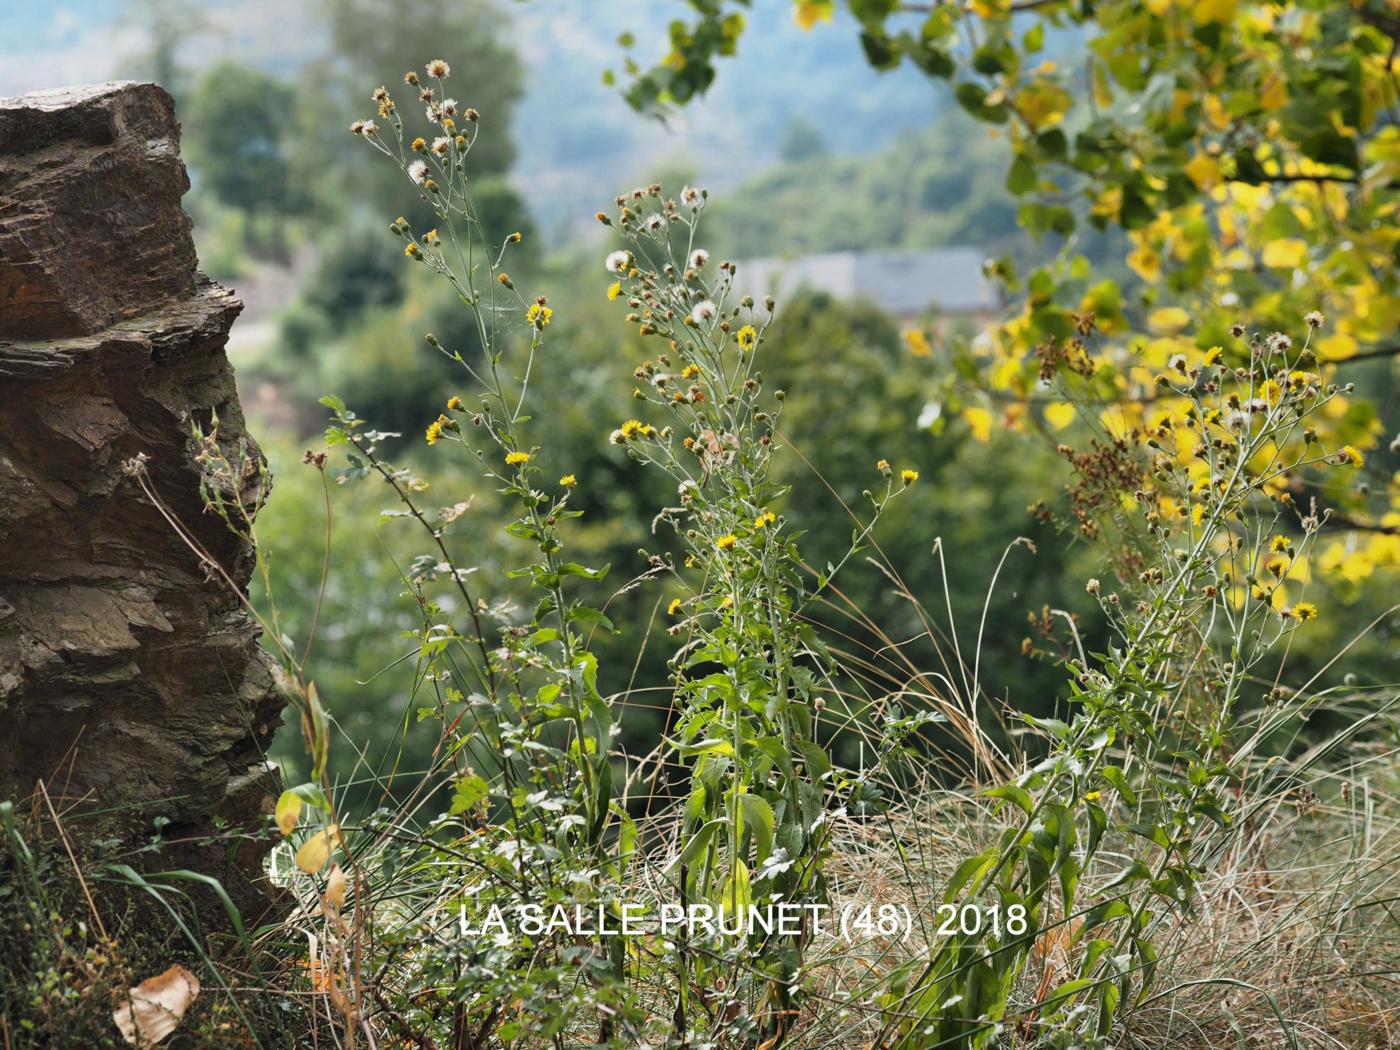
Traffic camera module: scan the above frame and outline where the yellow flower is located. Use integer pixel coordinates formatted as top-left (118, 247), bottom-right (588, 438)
top-left (904, 328), bottom-right (932, 357)
top-left (963, 406), bottom-right (993, 442)
top-left (1339, 445), bottom-right (1364, 467)
top-left (1083, 791), bottom-right (1101, 802)
top-left (619, 418), bottom-right (653, 440)
top-left (425, 415), bottom-right (448, 445)
top-left (559, 474), bottom-right (577, 488)
top-left (1291, 601), bottom-right (1317, 622)
top-left (901, 469), bottom-right (919, 485)
top-left (1262, 238), bottom-right (1307, 270)
top-left (1269, 534), bottom-right (1292, 554)
top-left (1204, 346), bottom-right (1222, 366)
top-left (876, 458), bottom-right (891, 475)
top-left (1126, 243), bottom-right (1161, 282)
top-left (526, 302), bottom-right (553, 329)
top-left (1147, 306), bottom-right (1190, 336)
top-left (1265, 555), bottom-right (1288, 578)
top-left (753, 510), bottom-right (776, 529)
top-left (736, 325), bottom-right (758, 351)
top-left (716, 534), bottom-right (738, 550)
top-left (607, 281), bottom-right (622, 301)
top-left (447, 395), bottom-right (464, 411)
top-left (411, 137), bottom-right (426, 152)
top-left (424, 229), bottom-right (439, 244)
top-left (404, 243), bottom-right (421, 258)
top-left (667, 598), bottom-right (683, 616)
top-left (681, 364), bottom-right (700, 379)
top-left (505, 451), bottom-right (531, 466)
top-left (720, 595), bottom-right (734, 609)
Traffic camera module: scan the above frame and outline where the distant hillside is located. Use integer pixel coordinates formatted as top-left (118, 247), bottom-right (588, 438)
top-left (702, 115), bottom-right (1021, 260)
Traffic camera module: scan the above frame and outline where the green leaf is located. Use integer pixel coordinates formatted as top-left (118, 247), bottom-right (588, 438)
top-left (567, 606), bottom-right (616, 633)
top-left (945, 847), bottom-right (998, 901)
top-left (1100, 765), bottom-right (1137, 806)
top-left (558, 561), bottom-right (610, 580)
top-left (718, 858), bottom-right (752, 914)
top-left (449, 773), bottom-right (489, 816)
top-left (984, 783), bottom-right (1035, 815)
top-left (1043, 977), bottom-right (1094, 1008)
top-left (739, 794), bottom-right (775, 866)
top-left (1007, 153), bottom-right (1038, 195)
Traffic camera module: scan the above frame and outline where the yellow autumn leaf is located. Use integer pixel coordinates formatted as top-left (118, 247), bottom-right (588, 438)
top-left (1316, 333), bottom-right (1358, 361)
top-left (295, 825), bottom-right (340, 874)
top-left (275, 790), bottom-right (301, 838)
top-left (1127, 244), bottom-right (1161, 282)
top-left (1016, 82), bottom-right (1071, 130)
top-left (1192, 0), bottom-right (1237, 24)
top-left (963, 406), bottom-right (993, 442)
top-left (1202, 94), bottom-right (1230, 131)
top-left (1184, 152), bottom-right (1221, 191)
top-left (1262, 238), bottom-right (1307, 269)
top-left (1147, 307), bottom-right (1191, 335)
top-left (1259, 76), bottom-right (1287, 111)
top-left (904, 328), bottom-right (933, 357)
top-left (1044, 402), bottom-right (1077, 431)
top-left (323, 863), bottom-right (348, 911)
top-left (793, 1), bottom-right (833, 30)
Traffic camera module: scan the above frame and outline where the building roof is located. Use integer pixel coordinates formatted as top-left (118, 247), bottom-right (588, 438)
top-left (731, 247), bottom-right (995, 316)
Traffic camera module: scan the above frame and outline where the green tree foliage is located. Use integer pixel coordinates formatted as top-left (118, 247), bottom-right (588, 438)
top-left (778, 114), bottom-right (828, 162)
top-left (185, 62), bottom-right (304, 220)
top-left (706, 115), bottom-right (1021, 256)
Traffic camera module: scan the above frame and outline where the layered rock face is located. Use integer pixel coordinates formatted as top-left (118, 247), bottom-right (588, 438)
top-left (0, 82), bottom-right (283, 909)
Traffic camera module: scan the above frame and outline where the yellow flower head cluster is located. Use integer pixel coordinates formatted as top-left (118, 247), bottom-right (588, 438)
top-left (425, 415), bottom-right (449, 445)
top-left (716, 534), bottom-right (738, 550)
top-left (505, 451), bottom-right (531, 466)
top-left (559, 474), bottom-right (577, 488)
top-left (753, 509), bottom-right (776, 529)
top-left (736, 324), bottom-right (758, 351)
top-left (526, 302), bottom-right (553, 329)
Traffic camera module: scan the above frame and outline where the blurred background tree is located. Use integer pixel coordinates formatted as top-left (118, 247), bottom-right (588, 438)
top-left (185, 62), bottom-right (308, 259)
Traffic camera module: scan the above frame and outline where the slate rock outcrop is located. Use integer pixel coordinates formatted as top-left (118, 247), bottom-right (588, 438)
top-left (0, 82), bottom-right (283, 912)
